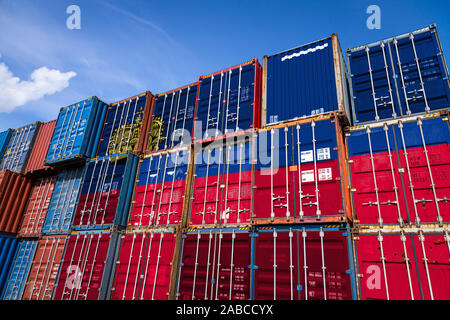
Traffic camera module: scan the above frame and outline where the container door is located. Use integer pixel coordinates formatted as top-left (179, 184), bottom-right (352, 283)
top-left (254, 128), bottom-right (295, 220)
top-left (170, 86), bottom-right (197, 148)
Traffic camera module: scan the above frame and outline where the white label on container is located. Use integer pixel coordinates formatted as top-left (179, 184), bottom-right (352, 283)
top-left (317, 147), bottom-right (330, 161)
top-left (301, 170), bottom-right (314, 183)
top-left (301, 150), bottom-right (314, 163)
top-left (318, 168), bottom-right (332, 181)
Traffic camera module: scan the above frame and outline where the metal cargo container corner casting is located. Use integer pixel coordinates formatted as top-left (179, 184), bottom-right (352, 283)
top-left (347, 24), bottom-right (450, 124)
top-left (262, 34), bottom-right (352, 126)
top-left (44, 97), bottom-right (108, 166)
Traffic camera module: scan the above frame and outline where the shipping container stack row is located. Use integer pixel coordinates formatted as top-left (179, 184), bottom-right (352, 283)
top-left (0, 24), bottom-right (449, 300)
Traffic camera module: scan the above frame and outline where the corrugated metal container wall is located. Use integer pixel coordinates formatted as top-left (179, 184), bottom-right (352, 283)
top-left (189, 133), bottom-right (254, 226)
top-left (0, 235), bottom-right (19, 297)
top-left (53, 231), bottom-right (121, 300)
top-left (0, 129), bottom-right (12, 161)
top-left (253, 114), bottom-right (352, 224)
top-left (175, 227), bottom-right (252, 300)
top-left (0, 122), bottom-right (40, 173)
top-left (22, 235), bottom-right (68, 300)
top-left (347, 25), bottom-right (450, 124)
top-left (25, 120), bottom-right (56, 174)
top-left (129, 147), bottom-right (190, 227)
top-left (353, 227), bottom-right (450, 300)
top-left (263, 35), bottom-right (351, 126)
top-left (1, 240), bottom-right (38, 300)
top-left (347, 112), bottom-right (450, 226)
top-left (109, 227), bottom-right (180, 300)
top-left (194, 59), bottom-right (262, 143)
top-left (252, 225), bottom-right (355, 300)
top-left (72, 153), bottom-right (139, 230)
top-left (45, 97), bottom-right (108, 166)
top-left (18, 176), bottom-right (56, 237)
top-left (0, 170), bottom-right (33, 234)
top-left (42, 167), bottom-right (85, 234)
top-left (97, 92), bottom-right (153, 157)
top-left (144, 83), bottom-right (197, 153)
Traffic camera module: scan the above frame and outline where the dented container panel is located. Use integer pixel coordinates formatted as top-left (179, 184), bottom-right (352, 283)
top-left (176, 228), bottom-right (252, 300)
top-left (97, 92), bottom-right (152, 157)
top-left (110, 231), bottom-right (177, 300)
top-left (2, 240), bottom-right (38, 300)
top-left (348, 25), bottom-right (450, 123)
top-left (18, 176), bottom-right (56, 237)
top-left (0, 235), bottom-right (19, 298)
top-left (130, 148), bottom-right (190, 227)
top-left (354, 230), bottom-right (450, 300)
top-left (73, 153), bottom-right (139, 229)
top-left (45, 97), bottom-right (108, 166)
top-left (147, 84), bottom-right (197, 153)
top-left (53, 231), bottom-right (120, 300)
top-left (22, 235), bottom-right (67, 300)
top-left (42, 167), bottom-right (85, 234)
top-left (194, 60), bottom-right (262, 143)
top-left (348, 114), bottom-right (450, 225)
top-left (25, 120), bottom-right (56, 174)
top-left (1, 122), bottom-right (40, 173)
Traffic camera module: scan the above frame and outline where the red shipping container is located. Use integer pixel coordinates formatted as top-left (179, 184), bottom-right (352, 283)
top-left (252, 226), bottom-right (353, 300)
top-left (176, 228), bottom-right (252, 300)
top-left (18, 176), bottom-right (56, 237)
top-left (353, 227), bottom-right (450, 300)
top-left (0, 170), bottom-right (32, 234)
top-left (347, 113), bottom-right (450, 226)
top-left (25, 120), bottom-right (56, 174)
top-left (129, 147), bottom-right (190, 227)
top-left (22, 235), bottom-right (67, 300)
top-left (189, 133), bottom-right (254, 227)
top-left (110, 228), bottom-right (180, 300)
top-left (53, 231), bottom-right (120, 300)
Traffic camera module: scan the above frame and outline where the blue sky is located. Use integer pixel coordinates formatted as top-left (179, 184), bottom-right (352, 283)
top-left (0, 0), bottom-right (449, 131)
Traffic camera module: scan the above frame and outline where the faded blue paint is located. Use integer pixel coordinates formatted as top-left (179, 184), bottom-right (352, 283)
top-left (0, 122), bottom-right (39, 173)
top-left (347, 25), bottom-right (450, 123)
top-left (42, 167), bottom-right (85, 234)
top-left (45, 97), bottom-right (108, 165)
top-left (2, 240), bottom-right (38, 300)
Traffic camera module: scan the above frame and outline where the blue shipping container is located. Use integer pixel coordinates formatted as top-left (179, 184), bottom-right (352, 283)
top-left (347, 24), bottom-right (450, 124)
top-left (45, 97), bottom-right (108, 166)
top-left (72, 152), bottom-right (139, 230)
top-left (2, 240), bottom-right (38, 300)
top-left (0, 122), bottom-right (40, 173)
top-left (0, 130), bottom-right (12, 161)
top-left (263, 35), bottom-right (351, 126)
top-left (97, 92), bottom-right (152, 157)
top-left (0, 235), bottom-right (19, 298)
top-left (149, 83), bottom-right (197, 152)
top-left (194, 60), bottom-right (261, 142)
top-left (42, 167), bottom-right (85, 234)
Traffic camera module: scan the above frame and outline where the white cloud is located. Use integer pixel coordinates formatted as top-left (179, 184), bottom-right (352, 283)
top-left (0, 62), bottom-right (76, 113)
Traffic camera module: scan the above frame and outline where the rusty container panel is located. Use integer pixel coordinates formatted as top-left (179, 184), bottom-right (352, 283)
top-left (253, 113), bottom-right (352, 225)
top-left (175, 227), bottom-right (252, 300)
top-left (109, 228), bottom-right (179, 300)
top-left (0, 170), bottom-right (33, 234)
top-left (252, 225), bottom-right (354, 300)
top-left (22, 235), bottom-right (68, 300)
top-left (53, 231), bottom-right (120, 300)
top-left (353, 229), bottom-right (450, 300)
top-left (25, 120), bottom-right (56, 174)
top-left (96, 91), bottom-right (154, 157)
top-left (18, 176), bottom-right (56, 237)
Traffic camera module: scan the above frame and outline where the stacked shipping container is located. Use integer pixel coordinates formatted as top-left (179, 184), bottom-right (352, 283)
top-left (0, 24), bottom-right (449, 301)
